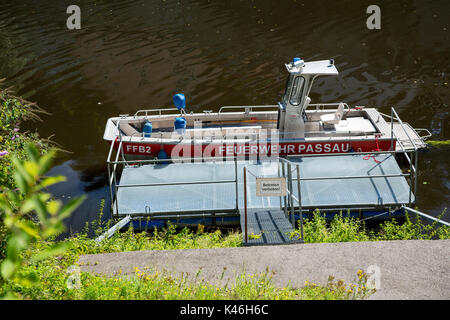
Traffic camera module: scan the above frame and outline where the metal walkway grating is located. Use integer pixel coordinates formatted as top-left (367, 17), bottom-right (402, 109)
top-left (240, 209), bottom-right (302, 246)
top-left (114, 154), bottom-right (414, 216)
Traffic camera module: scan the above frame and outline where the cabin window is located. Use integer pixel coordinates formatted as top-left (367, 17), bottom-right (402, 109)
top-left (289, 76), bottom-right (305, 106)
top-left (281, 75), bottom-right (293, 106)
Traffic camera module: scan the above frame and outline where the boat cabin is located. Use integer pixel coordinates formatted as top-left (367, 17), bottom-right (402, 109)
top-left (103, 57), bottom-right (430, 158)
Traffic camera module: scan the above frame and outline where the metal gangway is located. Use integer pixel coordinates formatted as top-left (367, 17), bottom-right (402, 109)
top-left (240, 158), bottom-right (304, 246)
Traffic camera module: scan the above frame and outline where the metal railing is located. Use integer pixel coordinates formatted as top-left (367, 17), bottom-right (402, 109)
top-left (280, 159), bottom-right (304, 241)
top-left (240, 145), bottom-right (418, 244)
top-left (107, 137), bottom-right (241, 219)
top-left (306, 102), bottom-right (350, 112)
top-left (379, 111), bottom-right (432, 140)
top-left (241, 160), bottom-right (304, 244)
top-left (134, 107), bottom-right (184, 117)
top-left (413, 128), bottom-right (432, 140)
top-left (389, 107), bottom-right (419, 201)
top-left (402, 206), bottom-right (450, 227)
top-left (218, 105), bottom-right (278, 114)
top-left (285, 149), bottom-right (418, 209)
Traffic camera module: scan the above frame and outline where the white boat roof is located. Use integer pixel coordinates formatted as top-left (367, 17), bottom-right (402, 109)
top-left (302, 60), bottom-right (338, 75)
top-left (287, 59), bottom-right (339, 76)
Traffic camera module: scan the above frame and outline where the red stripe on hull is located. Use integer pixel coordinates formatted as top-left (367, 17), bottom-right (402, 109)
top-left (111, 140), bottom-right (395, 157)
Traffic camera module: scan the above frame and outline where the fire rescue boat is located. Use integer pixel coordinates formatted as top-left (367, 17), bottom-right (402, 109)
top-left (103, 57), bottom-right (431, 160)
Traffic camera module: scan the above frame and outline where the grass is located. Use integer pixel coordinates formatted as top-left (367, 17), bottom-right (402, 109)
top-left (72, 222), bottom-right (243, 256)
top-left (427, 140), bottom-right (450, 148)
top-left (3, 207), bottom-right (448, 300)
top-left (76, 267), bottom-right (374, 300)
top-left (2, 236), bottom-right (375, 300)
top-left (289, 210), bottom-right (450, 243)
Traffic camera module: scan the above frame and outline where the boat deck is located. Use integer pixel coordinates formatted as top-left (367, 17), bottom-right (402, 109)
top-left (364, 109), bottom-right (427, 150)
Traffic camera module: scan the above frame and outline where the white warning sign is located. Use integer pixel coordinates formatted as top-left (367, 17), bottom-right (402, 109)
top-left (255, 177), bottom-right (287, 197)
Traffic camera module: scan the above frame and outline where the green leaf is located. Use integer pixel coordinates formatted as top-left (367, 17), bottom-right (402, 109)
top-left (20, 198), bottom-right (35, 214)
top-left (25, 143), bottom-right (40, 163)
top-left (7, 234), bottom-right (28, 262)
top-left (24, 161), bottom-right (40, 180)
top-left (30, 194), bottom-right (48, 223)
top-left (37, 150), bottom-right (56, 175)
top-left (47, 199), bottom-right (62, 216)
top-left (42, 225), bottom-right (64, 239)
top-left (13, 171), bottom-right (29, 195)
top-left (37, 175), bottom-right (66, 191)
top-left (15, 220), bottom-right (40, 239)
top-left (38, 192), bottom-right (51, 203)
top-left (0, 194), bottom-right (13, 215)
top-left (1, 260), bottom-right (17, 280)
top-left (11, 157), bottom-right (31, 186)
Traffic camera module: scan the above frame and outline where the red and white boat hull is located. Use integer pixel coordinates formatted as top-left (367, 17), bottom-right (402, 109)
top-left (111, 138), bottom-right (395, 158)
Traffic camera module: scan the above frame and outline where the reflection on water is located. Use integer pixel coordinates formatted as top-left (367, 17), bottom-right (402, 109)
top-left (0, 0), bottom-right (449, 233)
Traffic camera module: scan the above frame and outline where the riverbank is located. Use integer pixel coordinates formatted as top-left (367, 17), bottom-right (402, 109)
top-left (2, 209), bottom-right (450, 300)
top-left (78, 239), bottom-right (450, 300)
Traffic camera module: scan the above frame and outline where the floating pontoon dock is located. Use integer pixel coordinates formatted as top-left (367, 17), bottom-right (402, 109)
top-left (112, 154), bottom-right (413, 216)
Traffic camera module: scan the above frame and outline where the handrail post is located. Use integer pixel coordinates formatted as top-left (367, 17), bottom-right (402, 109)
top-left (112, 139), bottom-right (122, 216)
top-left (282, 160), bottom-right (288, 218)
top-left (234, 157), bottom-right (239, 211)
top-left (243, 166), bottom-right (248, 243)
top-left (107, 161), bottom-right (114, 217)
top-left (288, 161), bottom-right (295, 227)
top-left (414, 149), bottom-right (419, 199)
top-left (278, 161), bottom-right (282, 210)
top-left (390, 107), bottom-right (394, 151)
top-left (409, 150), bottom-right (413, 206)
top-left (118, 116), bottom-right (127, 162)
top-left (296, 164), bottom-right (304, 241)
top-left (392, 107), bottom-right (417, 150)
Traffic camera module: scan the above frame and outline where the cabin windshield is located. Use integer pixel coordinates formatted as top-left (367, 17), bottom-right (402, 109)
top-left (289, 76), bottom-right (305, 106)
top-left (281, 74), bottom-right (293, 106)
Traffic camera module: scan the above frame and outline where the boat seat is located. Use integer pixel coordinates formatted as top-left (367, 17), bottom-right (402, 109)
top-left (119, 122), bottom-right (140, 136)
top-left (320, 103), bottom-right (345, 126)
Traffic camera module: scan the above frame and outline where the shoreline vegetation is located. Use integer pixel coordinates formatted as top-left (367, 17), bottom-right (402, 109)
top-left (0, 86), bottom-right (449, 300)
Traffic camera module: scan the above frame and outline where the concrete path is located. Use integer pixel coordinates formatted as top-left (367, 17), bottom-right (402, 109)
top-left (78, 239), bottom-right (450, 299)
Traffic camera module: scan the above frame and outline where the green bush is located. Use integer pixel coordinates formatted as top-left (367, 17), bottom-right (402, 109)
top-left (0, 144), bottom-right (85, 299)
top-left (0, 85), bottom-right (49, 190)
top-left (290, 209), bottom-right (450, 243)
top-left (375, 211), bottom-right (450, 240)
